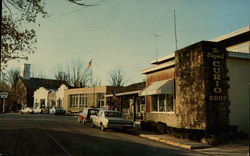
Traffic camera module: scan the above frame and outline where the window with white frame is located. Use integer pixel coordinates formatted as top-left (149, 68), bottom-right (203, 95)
top-left (151, 95), bottom-right (158, 111)
top-left (69, 95), bottom-right (78, 107)
top-left (97, 93), bottom-right (104, 108)
top-left (79, 94), bottom-right (88, 107)
top-left (151, 94), bottom-right (174, 112)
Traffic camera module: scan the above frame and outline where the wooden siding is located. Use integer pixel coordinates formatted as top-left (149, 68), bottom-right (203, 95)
top-left (145, 67), bottom-right (175, 112)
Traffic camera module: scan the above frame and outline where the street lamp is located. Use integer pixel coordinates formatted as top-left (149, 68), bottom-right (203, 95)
top-left (0, 56), bottom-right (28, 113)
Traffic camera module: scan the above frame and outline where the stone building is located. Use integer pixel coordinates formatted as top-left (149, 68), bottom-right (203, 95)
top-left (140, 26), bottom-right (249, 134)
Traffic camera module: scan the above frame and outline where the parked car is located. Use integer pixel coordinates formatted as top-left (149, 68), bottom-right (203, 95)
top-left (20, 107), bottom-right (33, 114)
top-left (90, 110), bottom-right (134, 131)
top-left (42, 106), bottom-right (52, 114)
top-left (78, 108), bottom-right (99, 125)
top-left (33, 107), bottom-right (42, 114)
top-left (49, 106), bottom-right (66, 115)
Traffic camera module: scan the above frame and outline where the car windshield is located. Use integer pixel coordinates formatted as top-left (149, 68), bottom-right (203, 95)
top-left (104, 112), bottom-right (122, 118)
top-left (89, 110), bottom-right (98, 115)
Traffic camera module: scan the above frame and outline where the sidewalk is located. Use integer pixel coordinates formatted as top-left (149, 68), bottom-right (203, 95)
top-left (128, 122), bottom-right (249, 155)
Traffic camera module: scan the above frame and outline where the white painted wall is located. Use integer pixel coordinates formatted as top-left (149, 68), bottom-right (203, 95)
top-left (227, 57), bottom-right (250, 133)
top-left (56, 84), bottom-right (68, 107)
top-left (227, 41), bottom-right (250, 53)
top-left (33, 87), bottom-right (49, 108)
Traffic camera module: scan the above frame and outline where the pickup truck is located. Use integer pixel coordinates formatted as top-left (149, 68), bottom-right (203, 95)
top-left (90, 110), bottom-right (134, 131)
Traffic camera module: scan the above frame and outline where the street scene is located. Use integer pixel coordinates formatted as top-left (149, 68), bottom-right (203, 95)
top-left (0, 114), bottom-right (205, 156)
top-left (1, 0), bottom-right (249, 156)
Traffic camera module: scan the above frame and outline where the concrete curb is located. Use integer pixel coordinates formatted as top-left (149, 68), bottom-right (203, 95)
top-left (139, 134), bottom-right (198, 150)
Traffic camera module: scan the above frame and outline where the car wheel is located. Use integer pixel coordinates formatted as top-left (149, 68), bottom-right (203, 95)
top-left (91, 121), bottom-right (95, 128)
top-left (100, 123), bottom-right (105, 131)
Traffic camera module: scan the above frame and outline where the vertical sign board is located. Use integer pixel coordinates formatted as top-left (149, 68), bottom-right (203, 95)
top-left (204, 42), bottom-right (229, 131)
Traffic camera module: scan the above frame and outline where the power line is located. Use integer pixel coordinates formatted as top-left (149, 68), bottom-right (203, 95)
top-left (44, 0), bottom-right (105, 20)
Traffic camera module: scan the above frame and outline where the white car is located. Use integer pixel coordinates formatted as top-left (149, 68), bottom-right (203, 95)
top-left (90, 110), bottom-right (134, 131)
top-left (49, 106), bottom-right (66, 115)
top-left (20, 107), bottom-right (33, 114)
top-left (33, 107), bottom-right (42, 114)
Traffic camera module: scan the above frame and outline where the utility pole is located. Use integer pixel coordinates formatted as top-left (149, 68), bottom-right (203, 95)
top-left (151, 33), bottom-right (162, 62)
top-left (174, 9), bottom-right (178, 51)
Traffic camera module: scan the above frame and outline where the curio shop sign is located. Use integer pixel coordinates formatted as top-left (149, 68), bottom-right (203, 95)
top-left (207, 48), bottom-right (227, 102)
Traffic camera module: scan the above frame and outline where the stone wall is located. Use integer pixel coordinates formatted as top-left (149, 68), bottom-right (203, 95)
top-left (175, 42), bottom-right (207, 130)
top-left (175, 41), bottom-right (229, 131)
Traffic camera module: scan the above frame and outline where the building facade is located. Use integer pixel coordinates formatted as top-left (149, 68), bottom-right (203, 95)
top-left (141, 26), bottom-right (249, 133)
top-left (63, 86), bottom-right (120, 113)
top-left (16, 64), bottom-right (67, 108)
top-left (106, 82), bottom-right (146, 120)
top-left (33, 84), bottom-right (68, 108)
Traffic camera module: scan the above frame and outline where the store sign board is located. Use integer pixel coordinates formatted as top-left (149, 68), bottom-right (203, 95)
top-left (206, 47), bottom-right (228, 102)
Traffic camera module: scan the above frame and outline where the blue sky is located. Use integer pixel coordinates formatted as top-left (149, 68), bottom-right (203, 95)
top-left (6, 0), bottom-right (250, 85)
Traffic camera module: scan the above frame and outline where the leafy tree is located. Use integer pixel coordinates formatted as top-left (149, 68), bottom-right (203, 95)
top-left (1, 0), bottom-right (102, 71)
top-left (108, 68), bottom-right (127, 87)
top-left (0, 69), bottom-right (21, 112)
top-left (1, 0), bottom-right (47, 71)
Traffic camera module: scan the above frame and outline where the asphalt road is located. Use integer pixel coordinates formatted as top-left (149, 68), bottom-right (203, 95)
top-left (0, 114), bottom-right (205, 156)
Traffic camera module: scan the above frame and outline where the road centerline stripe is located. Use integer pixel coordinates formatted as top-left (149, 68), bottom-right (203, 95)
top-left (38, 124), bottom-right (72, 156)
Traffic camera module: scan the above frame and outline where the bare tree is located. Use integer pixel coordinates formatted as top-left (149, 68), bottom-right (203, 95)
top-left (54, 64), bottom-right (70, 83)
top-left (31, 66), bottom-right (46, 78)
top-left (5, 69), bottom-right (20, 87)
top-left (70, 63), bottom-right (91, 87)
top-left (108, 68), bottom-right (127, 87)
top-left (54, 60), bottom-right (92, 87)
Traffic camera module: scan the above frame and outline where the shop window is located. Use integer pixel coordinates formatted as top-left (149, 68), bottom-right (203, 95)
top-left (151, 94), bottom-right (174, 113)
top-left (57, 98), bottom-right (62, 107)
top-left (166, 94), bottom-right (174, 112)
top-left (159, 95), bottom-right (166, 112)
top-left (151, 95), bottom-right (158, 111)
top-left (69, 95), bottom-right (78, 107)
top-left (97, 93), bottom-right (104, 108)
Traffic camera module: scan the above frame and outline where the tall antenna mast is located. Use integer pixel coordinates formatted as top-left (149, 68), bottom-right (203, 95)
top-left (174, 9), bottom-right (177, 50)
top-left (151, 33), bottom-right (162, 62)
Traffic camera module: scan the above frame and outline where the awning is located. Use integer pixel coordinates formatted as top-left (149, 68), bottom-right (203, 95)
top-left (139, 79), bottom-right (174, 96)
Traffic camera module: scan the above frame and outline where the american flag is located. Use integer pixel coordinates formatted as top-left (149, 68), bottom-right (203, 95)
top-left (86, 59), bottom-right (92, 70)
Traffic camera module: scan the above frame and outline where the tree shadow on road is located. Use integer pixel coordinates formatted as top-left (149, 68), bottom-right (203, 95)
top-left (0, 128), bottom-right (198, 156)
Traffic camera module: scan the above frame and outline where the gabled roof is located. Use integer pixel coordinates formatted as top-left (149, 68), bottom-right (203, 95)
top-left (20, 77), bottom-right (67, 91)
